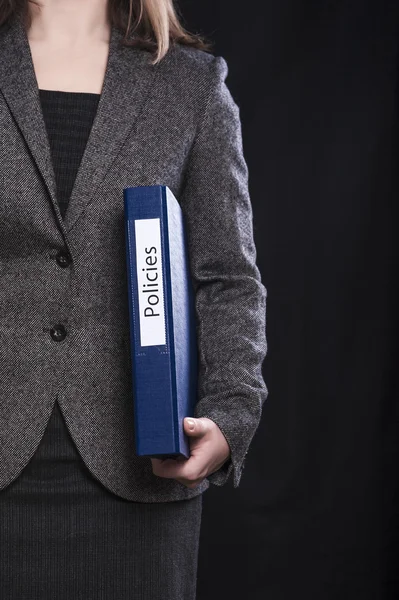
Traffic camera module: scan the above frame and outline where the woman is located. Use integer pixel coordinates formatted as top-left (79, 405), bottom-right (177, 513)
top-left (0, 0), bottom-right (268, 598)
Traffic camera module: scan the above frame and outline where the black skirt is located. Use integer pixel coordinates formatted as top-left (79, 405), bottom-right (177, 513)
top-left (0, 402), bottom-right (203, 600)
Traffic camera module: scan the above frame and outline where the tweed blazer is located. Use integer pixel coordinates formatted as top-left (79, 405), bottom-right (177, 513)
top-left (0, 13), bottom-right (268, 502)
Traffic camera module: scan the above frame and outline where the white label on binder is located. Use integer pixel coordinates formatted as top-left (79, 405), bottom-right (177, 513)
top-left (134, 218), bottom-right (166, 347)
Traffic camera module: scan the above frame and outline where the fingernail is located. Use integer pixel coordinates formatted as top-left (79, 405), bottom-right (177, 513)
top-left (186, 418), bottom-right (195, 430)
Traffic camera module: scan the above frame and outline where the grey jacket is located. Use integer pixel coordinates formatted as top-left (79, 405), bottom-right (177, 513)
top-left (0, 13), bottom-right (268, 502)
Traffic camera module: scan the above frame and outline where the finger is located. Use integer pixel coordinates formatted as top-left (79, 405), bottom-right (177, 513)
top-left (151, 457), bottom-right (204, 482)
top-left (184, 417), bottom-right (212, 438)
top-left (151, 456), bottom-right (185, 466)
top-left (175, 476), bottom-right (204, 490)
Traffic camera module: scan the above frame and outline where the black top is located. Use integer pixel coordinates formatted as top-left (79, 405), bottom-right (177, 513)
top-left (38, 88), bottom-right (101, 454)
top-left (39, 89), bottom-right (101, 219)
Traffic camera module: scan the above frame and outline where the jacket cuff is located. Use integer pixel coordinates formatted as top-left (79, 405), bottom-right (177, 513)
top-left (193, 403), bottom-right (256, 488)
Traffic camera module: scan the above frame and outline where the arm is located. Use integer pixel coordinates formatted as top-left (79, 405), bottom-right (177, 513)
top-left (179, 54), bottom-right (268, 488)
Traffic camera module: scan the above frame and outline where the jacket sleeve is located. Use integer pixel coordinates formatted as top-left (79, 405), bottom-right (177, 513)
top-left (178, 54), bottom-right (268, 488)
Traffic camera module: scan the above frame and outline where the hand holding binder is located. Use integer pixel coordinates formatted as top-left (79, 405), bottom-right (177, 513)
top-left (151, 415), bottom-right (231, 489)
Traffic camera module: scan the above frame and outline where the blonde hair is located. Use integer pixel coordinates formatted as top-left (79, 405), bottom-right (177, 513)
top-left (0, 0), bottom-right (214, 65)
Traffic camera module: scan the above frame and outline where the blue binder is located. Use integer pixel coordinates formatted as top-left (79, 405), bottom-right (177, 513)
top-left (123, 185), bottom-right (198, 459)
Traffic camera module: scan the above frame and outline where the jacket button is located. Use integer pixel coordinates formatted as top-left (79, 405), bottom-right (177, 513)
top-left (55, 250), bottom-right (72, 268)
top-left (50, 323), bottom-right (67, 342)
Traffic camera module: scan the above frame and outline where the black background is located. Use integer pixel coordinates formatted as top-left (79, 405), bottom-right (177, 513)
top-left (179, 1), bottom-right (399, 598)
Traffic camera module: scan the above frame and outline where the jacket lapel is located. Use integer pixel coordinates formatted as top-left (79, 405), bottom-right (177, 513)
top-left (0, 13), bottom-right (158, 241)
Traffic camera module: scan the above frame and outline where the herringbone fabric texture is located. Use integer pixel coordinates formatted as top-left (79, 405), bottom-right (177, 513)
top-left (0, 12), bottom-right (268, 502)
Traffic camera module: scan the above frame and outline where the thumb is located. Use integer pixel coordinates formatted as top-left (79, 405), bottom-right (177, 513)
top-left (184, 417), bottom-right (208, 437)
